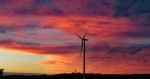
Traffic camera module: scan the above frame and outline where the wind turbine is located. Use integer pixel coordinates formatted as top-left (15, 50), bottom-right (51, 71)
top-left (76, 32), bottom-right (88, 79)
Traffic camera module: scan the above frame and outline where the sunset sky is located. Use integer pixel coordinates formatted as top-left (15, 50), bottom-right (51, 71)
top-left (0, 0), bottom-right (150, 74)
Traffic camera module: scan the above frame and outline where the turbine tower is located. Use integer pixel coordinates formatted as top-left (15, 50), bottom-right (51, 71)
top-left (76, 32), bottom-right (88, 79)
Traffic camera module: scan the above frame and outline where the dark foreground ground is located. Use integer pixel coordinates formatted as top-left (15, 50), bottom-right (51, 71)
top-left (0, 73), bottom-right (150, 79)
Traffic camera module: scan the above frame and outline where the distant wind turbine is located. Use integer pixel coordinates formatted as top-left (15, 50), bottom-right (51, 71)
top-left (76, 32), bottom-right (88, 79)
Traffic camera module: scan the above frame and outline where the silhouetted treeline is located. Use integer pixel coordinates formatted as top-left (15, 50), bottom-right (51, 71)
top-left (0, 69), bottom-right (4, 75)
top-left (0, 73), bottom-right (150, 79)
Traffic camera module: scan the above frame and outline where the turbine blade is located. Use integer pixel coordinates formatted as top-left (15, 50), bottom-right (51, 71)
top-left (75, 33), bottom-right (82, 39)
top-left (83, 31), bottom-right (88, 38)
top-left (80, 40), bottom-right (84, 56)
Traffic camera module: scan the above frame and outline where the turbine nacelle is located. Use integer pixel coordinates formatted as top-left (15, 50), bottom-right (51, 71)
top-left (75, 32), bottom-right (88, 41)
top-left (83, 38), bottom-right (88, 41)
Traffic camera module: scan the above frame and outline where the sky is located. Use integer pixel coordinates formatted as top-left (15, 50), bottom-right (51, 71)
top-left (0, 0), bottom-right (150, 74)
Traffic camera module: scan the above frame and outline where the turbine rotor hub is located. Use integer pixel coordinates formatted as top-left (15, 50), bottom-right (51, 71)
top-left (83, 38), bottom-right (88, 41)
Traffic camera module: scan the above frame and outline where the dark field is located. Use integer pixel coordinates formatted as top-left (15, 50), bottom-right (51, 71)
top-left (0, 73), bottom-right (150, 79)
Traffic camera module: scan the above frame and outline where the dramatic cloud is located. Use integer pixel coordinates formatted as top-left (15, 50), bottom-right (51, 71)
top-left (112, 0), bottom-right (150, 26)
top-left (0, 0), bottom-right (114, 16)
top-left (112, 0), bottom-right (150, 17)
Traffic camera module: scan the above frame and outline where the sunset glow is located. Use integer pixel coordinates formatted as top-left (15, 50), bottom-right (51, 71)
top-left (0, 0), bottom-right (150, 74)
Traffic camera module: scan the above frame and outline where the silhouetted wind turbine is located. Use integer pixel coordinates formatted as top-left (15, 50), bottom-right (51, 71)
top-left (76, 32), bottom-right (88, 79)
